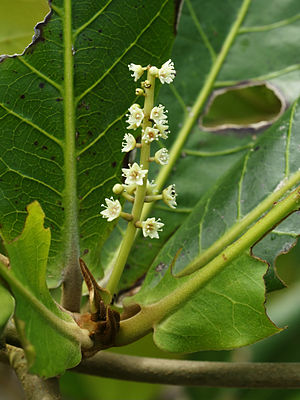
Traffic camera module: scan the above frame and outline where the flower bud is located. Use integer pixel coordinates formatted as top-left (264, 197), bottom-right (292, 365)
top-left (112, 184), bottom-right (124, 195)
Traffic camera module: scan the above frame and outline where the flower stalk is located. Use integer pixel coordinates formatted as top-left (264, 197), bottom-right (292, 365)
top-left (102, 60), bottom-right (177, 296)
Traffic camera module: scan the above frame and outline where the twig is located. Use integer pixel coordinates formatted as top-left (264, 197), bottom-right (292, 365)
top-left (6, 345), bottom-right (61, 400)
top-left (74, 352), bottom-right (300, 388)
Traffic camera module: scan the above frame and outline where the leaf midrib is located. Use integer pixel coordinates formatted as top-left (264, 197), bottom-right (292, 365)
top-left (61, 0), bottom-right (79, 280)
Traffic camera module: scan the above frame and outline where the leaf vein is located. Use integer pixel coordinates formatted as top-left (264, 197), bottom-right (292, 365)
top-left (75, 0), bottom-right (169, 103)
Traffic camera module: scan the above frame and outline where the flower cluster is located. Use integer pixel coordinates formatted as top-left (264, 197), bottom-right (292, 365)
top-left (100, 60), bottom-right (177, 240)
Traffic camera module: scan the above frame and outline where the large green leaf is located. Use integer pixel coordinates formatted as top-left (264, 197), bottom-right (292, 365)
top-left (119, 0), bottom-right (300, 290)
top-left (0, 0), bottom-right (177, 285)
top-left (124, 99), bottom-right (300, 352)
top-left (0, 201), bottom-right (87, 377)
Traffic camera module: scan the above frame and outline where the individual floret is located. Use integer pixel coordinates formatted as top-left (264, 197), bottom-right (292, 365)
top-left (122, 162), bottom-right (148, 186)
top-left (128, 63), bottom-right (144, 81)
top-left (155, 123), bottom-right (169, 139)
top-left (162, 184), bottom-right (177, 209)
top-left (141, 217), bottom-right (164, 239)
top-left (158, 59), bottom-right (176, 84)
top-left (100, 197), bottom-right (122, 221)
top-left (146, 180), bottom-right (157, 195)
top-left (150, 105), bottom-right (168, 125)
top-left (154, 148), bottom-right (169, 165)
top-left (142, 126), bottom-right (160, 143)
top-left (126, 104), bottom-right (144, 130)
top-left (122, 133), bottom-right (136, 152)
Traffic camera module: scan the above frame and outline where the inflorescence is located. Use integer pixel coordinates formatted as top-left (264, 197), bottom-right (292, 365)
top-left (100, 60), bottom-right (177, 240)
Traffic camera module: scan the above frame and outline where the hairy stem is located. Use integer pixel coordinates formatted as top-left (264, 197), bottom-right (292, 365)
top-left (115, 185), bottom-right (300, 345)
top-left (61, 0), bottom-right (82, 312)
top-left (106, 71), bottom-right (156, 295)
top-left (6, 345), bottom-right (61, 400)
top-left (141, 0), bottom-right (251, 221)
top-left (74, 352), bottom-right (300, 388)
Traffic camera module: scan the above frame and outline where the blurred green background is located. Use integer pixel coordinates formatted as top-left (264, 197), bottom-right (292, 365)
top-left (0, 1), bottom-right (300, 399)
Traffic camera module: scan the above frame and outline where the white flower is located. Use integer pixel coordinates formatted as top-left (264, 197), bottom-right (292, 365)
top-left (122, 162), bottom-right (148, 186)
top-left (146, 180), bottom-right (157, 195)
top-left (150, 105), bottom-right (168, 125)
top-left (155, 123), bottom-right (169, 139)
top-left (128, 63), bottom-right (144, 81)
top-left (141, 217), bottom-right (164, 239)
top-left (155, 148), bottom-right (169, 165)
top-left (126, 104), bottom-right (144, 130)
top-left (142, 126), bottom-right (160, 143)
top-left (162, 184), bottom-right (177, 209)
top-left (100, 197), bottom-right (122, 221)
top-left (158, 59), bottom-right (176, 84)
top-left (122, 133), bottom-right (136, 152)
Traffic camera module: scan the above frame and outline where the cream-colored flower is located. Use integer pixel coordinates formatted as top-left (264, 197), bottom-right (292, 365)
top-left (100, 197), bottom-right (122, 221)
top-left (128, 63), bottom-right (144, 81)
top-left (141, 217), bottom-right (164, 239)
top-left (162, 184), bottom-right (177, 209)
top-left (158, 59), bottom-right (176, 84)
top-left (122, 162), bottom-right (148, 186)
top-left (126, 104), bottom-right (144, 130)
top-left (150, 105), bottom-right (168, 125)
top-left (155, 123), bottom-right (169, 139)
top-left (122, 133), bottom-right (136, 152)
top-left (146, 179), bottom-right (157, 195)
top-left (154, 148), bottom-right (169, 165)
top-left (142, 126), bottom-right (160, 143)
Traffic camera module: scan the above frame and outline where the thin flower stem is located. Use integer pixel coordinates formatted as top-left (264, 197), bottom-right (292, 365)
top-left (105, 71), bottom-right (156, 295)
top-left (121, 192), bottom-right (134, 202)
top-left (144, 195), bottom-right (163, 202)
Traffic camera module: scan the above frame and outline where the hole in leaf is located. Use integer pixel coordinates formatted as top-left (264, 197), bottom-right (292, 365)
top-left (0, 0), bottom-right (50, 56)
top-left (200, 82), bottom-right (285, 132)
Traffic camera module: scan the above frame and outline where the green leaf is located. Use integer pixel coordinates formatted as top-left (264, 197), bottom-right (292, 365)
top-left (0, 201), bottom-right (86, 378)
top-left (0, 0), bottom-right (177, 285)
top-left (124, 100), bottom-right (300, 351)
top-left (120, 0), bottom-right (300, 289)
top-left (0, 283), bottom-right (14, 336)
top-left (137, 253), bottom-right (279, 352)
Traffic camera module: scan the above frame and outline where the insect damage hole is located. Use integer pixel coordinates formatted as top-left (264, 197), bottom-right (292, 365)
top-left (200, 82), bottom-right (285, 132)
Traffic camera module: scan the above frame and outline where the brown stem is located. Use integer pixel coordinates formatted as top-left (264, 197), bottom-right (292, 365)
top-left (74, 352), bottom-right (300, 388)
